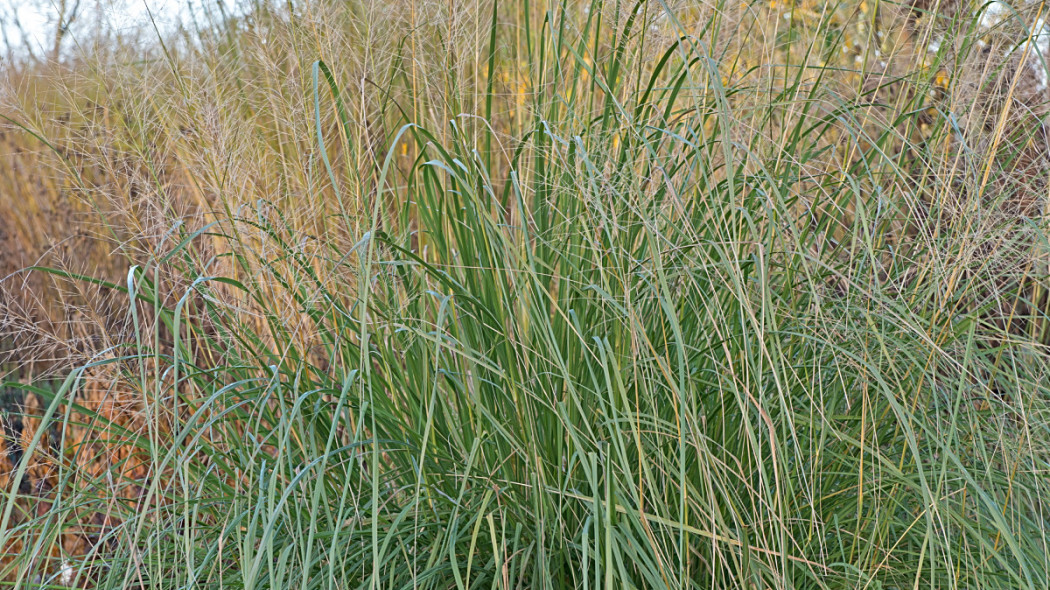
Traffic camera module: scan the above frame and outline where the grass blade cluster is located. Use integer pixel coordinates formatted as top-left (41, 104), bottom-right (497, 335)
top-left (1, 0), bottom-right (1049, 588)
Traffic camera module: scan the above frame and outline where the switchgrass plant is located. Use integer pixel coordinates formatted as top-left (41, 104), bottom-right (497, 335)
top-left (2, 0), bottom-right (1050, 588)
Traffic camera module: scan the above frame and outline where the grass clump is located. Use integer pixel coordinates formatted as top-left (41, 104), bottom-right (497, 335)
top-left (1, 0), bottom-right (1050, 588)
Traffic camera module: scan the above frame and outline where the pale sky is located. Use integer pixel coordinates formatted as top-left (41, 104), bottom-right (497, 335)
top-left (1, 0), bottom-right (209, 58)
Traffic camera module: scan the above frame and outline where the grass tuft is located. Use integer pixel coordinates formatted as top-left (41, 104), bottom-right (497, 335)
top-left (1, 0), bottom-right (1049, 587)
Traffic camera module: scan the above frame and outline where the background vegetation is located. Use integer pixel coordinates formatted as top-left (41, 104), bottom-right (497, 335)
top-left (1, 0), bottom-right (1049, 587)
